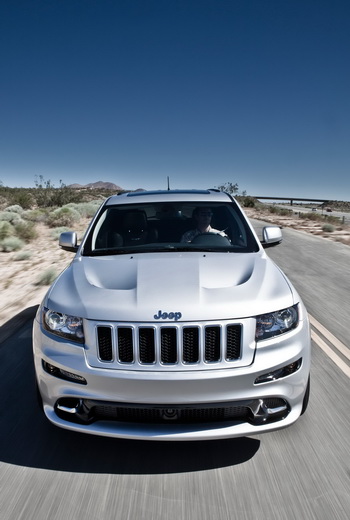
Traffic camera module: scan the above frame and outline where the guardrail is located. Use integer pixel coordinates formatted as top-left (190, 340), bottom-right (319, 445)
top-left (252, 196), bottom-right (330, 205)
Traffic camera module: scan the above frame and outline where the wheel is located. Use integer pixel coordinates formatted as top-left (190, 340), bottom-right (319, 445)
top-left (301, 376), bottom-right (310, 415)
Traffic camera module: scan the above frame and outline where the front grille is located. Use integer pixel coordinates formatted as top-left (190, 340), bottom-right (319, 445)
top-left (92, 403), bottom-right (249, 424)
top-left (97, 327), bottom-right (113, 361)
top-left (183, 327), bottom-right (199, 363)
top-left (226, 325), bottom-right (241, 360)
top-left (96, 323), bottom-right (242, 367)
top-left (118, 328), bottom-right (133, 363)
top-left (161, 328), bottom-right (177, 364)
top-left (139, 328), bottom-right (155, 363)
top-left (205, 326), bottom-right (221, 361)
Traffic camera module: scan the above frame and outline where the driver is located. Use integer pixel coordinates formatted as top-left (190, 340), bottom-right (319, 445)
top-left (181, 207), bottom-right (227, 242)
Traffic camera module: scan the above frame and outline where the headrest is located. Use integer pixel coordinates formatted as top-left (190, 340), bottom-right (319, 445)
top-left (122, 211), bottom-right (147, 231)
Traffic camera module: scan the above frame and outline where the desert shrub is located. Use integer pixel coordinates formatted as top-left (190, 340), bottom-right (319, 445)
top-left (8, 189), bottom-right (36, 209)
top-left (0, 195), bottom-right (8, 208)
top-left (32, 177), bottom-right (81, 207)
top-left (22, 208), bottom-right (47, 222)
top-left (35, 268), bottom-right (57, 286)
top-left (324, 215), bottom-right (340, 224)
top-left (322, 224), bottom-right (335, 232)
top-left (50, 227), bottom-right (71, 240)
top-left (298, 212), bottom-right (340, 225)
top-left (299, 212), bottom-right (324, 222)
top-left (241, 197), bottom-right (256, 208)
top-left (14, 221), bottom-right (38, 242)
top-left (48, 187), bottom-right (81, 207)
top-left (47, 206), bottom-right (81, 227)
top-left (14, 251), bottom-right (33, 261)
top-left (65, 201), bottom-right (101, 218)
top-left (5, 204), bottom-right (24, 214)
top-left (268, 206), bottom-right (292, 216)
top-left (277, 208), bottom-right (292, 216)
top-left (299, 212), bottom-right (323, 221)
top-left (0, 236), bottom-right (25, 252)
top-left (0, 211), bottom-right (22, 224)
top-left (0, 221), bottom-right (15, 240)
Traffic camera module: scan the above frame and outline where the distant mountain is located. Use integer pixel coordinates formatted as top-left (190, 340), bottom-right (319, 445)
top-left (68, 181), bottom-right (123, 190)
top-left (68, 183), bottom-right (84, 189)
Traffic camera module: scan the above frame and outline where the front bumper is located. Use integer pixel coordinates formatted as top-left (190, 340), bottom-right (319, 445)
top-left (33, 315), bottom-right (311, 440)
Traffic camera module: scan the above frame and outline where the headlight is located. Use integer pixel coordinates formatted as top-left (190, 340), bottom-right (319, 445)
top-left (43, 308), bottom-right (84, 343)
top-left (256, 304), bottom-right (299, 340)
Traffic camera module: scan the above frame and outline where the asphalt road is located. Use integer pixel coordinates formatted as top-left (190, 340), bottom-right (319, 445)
top-left (252, 220), bottom-right (350, 347)
top-left (0, 226), bottom-right (349, 520)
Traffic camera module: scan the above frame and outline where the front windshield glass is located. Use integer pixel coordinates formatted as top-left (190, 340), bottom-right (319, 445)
top-left (83, 201), bottom-right (259, 255)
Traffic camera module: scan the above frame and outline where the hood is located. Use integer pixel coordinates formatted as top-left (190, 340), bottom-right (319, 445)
top-left (46, 252), bottom-right (295, 322)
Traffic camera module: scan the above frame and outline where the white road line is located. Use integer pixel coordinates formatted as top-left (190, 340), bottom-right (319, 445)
top-left (309, 314), bottom-right (350, 361)
top-left (311, 330), bottom-right (350, 378)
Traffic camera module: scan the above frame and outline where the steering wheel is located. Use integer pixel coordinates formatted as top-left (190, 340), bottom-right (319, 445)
top-left (191, 232), bottom-right (231, 246)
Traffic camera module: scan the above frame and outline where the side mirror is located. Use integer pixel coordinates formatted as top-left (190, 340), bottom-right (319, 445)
top-left (59, 231), bottom-right (78, 253)
top-left (261, 226), bottom-right (282, 248)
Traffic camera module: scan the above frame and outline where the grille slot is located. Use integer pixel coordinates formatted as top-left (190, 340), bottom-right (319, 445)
top-left (97, 323), bottom-right (242, 367)
top-left (118, 328), bottom-right (133, 363)
top-left (226, 325), bottom-right (242, 360)
top-left (97, 327), bottom-right (113, 361)
top-left (183, 327), bottom-right (199, 363)
top-left (161, 328), bottom-right (177, 364)
top-left (139, 328), bottom-right (155, 364)
top-left (205, 326), bottom-right (221, 362)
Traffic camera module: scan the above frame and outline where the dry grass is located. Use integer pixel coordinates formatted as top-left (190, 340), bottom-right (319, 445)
top-left (0, 219), bottom-right (89, 326)
top-left (245, 207), bottom-right (350, 246)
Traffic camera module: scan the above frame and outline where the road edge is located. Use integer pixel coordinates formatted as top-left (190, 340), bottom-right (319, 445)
top-left (0, 305), bottom-right (39, 345)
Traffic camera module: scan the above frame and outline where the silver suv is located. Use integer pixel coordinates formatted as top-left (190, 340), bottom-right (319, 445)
top-left (33, 189), bottom-right (311, 440)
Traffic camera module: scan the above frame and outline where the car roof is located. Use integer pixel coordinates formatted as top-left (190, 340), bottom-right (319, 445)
top-left (105, 189), bottom-right (233, 206)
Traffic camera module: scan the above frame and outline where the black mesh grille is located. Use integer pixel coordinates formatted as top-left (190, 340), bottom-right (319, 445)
top-left (183, 327), bottom-right (199, 363)
top-left (226, 325), bottom-right (242, 360)
top-left (93, 404), bottom-right (249, 424)
top-left (160, 328), bottom-right (177, 364)
top-left (97, 327), bottom-right (113, 361)
top-left (118, 328), bottom-right (133, 363)
top-left (264, 398), bottom-right (286, 409)
top-left (139, 328), bottom-right (155, 363)
top-left (205, 326), bottom-right (221, 361)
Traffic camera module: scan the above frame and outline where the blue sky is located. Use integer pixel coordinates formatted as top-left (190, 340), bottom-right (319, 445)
top-left (1, 0), bottom-right (350, 200)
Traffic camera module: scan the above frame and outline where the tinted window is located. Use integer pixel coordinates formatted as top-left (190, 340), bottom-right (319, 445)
top-left (83, 201), bottom-right (259, 255)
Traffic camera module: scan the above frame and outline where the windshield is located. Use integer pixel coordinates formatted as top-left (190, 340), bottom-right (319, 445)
top-left (83, 201), bottom-right (260, 256)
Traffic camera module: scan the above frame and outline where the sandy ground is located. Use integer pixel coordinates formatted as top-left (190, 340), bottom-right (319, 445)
top-left (0, 211), bottom-right (349, 328)
top-left (0, 219), bottom-right (90, 328)
top-left (244, 207), bottom-right (350, 245)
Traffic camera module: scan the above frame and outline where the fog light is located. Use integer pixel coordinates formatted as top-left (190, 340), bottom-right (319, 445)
top-left (44, 362), bottom-right (58, 375)
top-left (254, 358), bottom-right (302, 384)
top-left (55, 398), bottom-right (91, 423)
top-left (250, 398), bottom-right (289, 424)
top-left (42, 360), bottom-right (87, 385)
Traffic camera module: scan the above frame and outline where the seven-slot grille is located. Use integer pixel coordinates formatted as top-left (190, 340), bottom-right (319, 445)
top-left (96, 324), bottom-right (242, 365)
